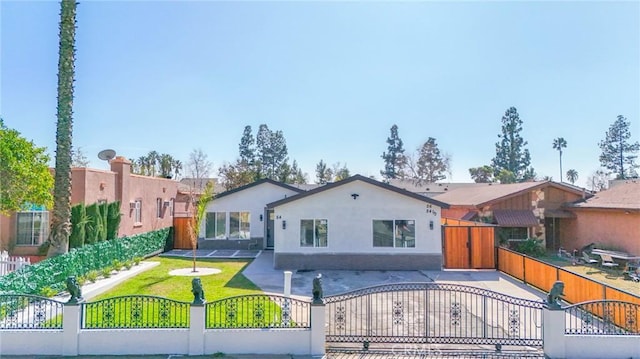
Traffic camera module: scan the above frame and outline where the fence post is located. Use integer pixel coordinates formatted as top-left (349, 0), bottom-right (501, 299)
top-left (188, 303), bottom-right (206, 355)
top-left (542, 306), bottom-right (565, 359)
top-left (310, 303), bottom-right (326, 356)
top-left (284, 271), bottom-right (292, 296)
top-left (62, 302), bottom-right (81, 356)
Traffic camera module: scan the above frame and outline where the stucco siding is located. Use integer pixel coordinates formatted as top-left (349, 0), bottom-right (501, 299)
top-left (562, 209), bottom-right (640, 254)
top-left (273, 181), bottom-right (442, 257)
top-left (201, 183), bottom-right (300, 240)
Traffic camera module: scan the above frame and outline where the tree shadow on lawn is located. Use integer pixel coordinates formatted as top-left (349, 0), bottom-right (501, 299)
top-left (223, 261), bottom-right (261, 291)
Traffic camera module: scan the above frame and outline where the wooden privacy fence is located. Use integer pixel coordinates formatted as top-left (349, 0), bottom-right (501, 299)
top-left (442, 220), bottom-right (496, 269)
top-left (173, 217), bottom-right (194, 250)
top-left (0, 251), bottom-right (30, 276)
top-left (497, 247), bottom-right (640, 306)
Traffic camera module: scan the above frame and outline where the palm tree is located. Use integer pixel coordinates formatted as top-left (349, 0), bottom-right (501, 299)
top-left (566, 169), bottom-right (578, 185)
top-left (47, 0), bottom-right (77, 257)
top-left (552, 137), bottom-right (567, 182)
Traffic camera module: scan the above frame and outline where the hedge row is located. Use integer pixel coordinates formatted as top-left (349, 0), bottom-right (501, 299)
top-left (0, 228), bottom-right (170, 295)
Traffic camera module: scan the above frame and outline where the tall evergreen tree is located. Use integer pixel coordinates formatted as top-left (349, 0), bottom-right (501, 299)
top-left (48, 0), bottom-right (77, 257)
top-left (239, 125), bottom-right (255, 166)
top-left (469, 165), bottom-right (494, 183)
top-left (255, 124), bottom-right (288, 180)
top-left (598, 115), bottom-right (640, 179)
top-left (552, 137), bottom-right (567, 182)
top-left (380, 124), bottom-right (406, 181)
top-left (416, 137), bottom-right (448, 183)
top-left (315, 159), bottom-right (332, 184)
top-left (491, 107), bottom-right (534, 183)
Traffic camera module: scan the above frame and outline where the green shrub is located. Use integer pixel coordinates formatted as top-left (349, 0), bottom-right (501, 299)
top-left (107, 201), bottom-right (121, 240)
top-left (134, 256), bottom-right (142, 265)
top-left (0, 228), bottom-right (170, 295)
top-left (101, 267), bottom-right (113, 278)
top-left (38, 286), bottom-right (58, 298)
top-left (86, 271), bottom-right (99, 283)
top-left (515, 238), bottom-right (546, 258)
top-left (123, 260), bottom-right (133, 270)
top-left (69, 203), bottom-right (88, 249)
top-left (99, 202), bottom-right (109, 242)
top-left (112, 259), bottom-right (123, 271)
top-left (85, 203), bottom-right (100, 244)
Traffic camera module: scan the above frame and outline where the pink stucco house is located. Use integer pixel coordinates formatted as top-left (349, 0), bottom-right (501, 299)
top-left (562, 179), bottom-right (640, 255)
top-left (0, 157), bottom-right (178, 257)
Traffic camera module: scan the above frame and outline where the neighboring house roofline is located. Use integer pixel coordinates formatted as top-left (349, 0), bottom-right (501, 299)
top-left (214, 178), bottom-right (305, 200)
top-left (476, 181), bottom-right (590, 207)
top-left (267, 174), bottom-right (451, 209)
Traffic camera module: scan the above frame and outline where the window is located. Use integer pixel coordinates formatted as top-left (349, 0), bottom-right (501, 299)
top-left (169, 198), bottom-right (175, 217)
top-left (16, 211), bottom-right (49, 246)
top-left (229, 212), bottom-right (250, 239)
top-left (205, 212), bottom-right (227, 239)
top-left (300, 219), bottom-right (328, 247)
top-left (133, 199), bottom-right (142, 224)
top-left (156, 198), bottom-right (163, 218)
top-left (499, 227), bottom-right (529, 241)
top-left (373, 220), bottom-right (415, 248)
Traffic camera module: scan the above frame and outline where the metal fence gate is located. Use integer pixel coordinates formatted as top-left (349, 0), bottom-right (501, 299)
top-left (324, 283), bottom-right (543, 350)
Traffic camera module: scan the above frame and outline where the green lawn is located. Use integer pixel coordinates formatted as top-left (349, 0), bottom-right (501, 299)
top-left (90, 256), bottom-right (262, 302)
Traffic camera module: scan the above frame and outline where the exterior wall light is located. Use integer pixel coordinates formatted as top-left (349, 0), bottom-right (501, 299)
top-left (429, 220), bottom-right (434, 230)
top-left (351, 193), bottom-right (359, 200)
top-left (282, 220), bottom-right (287, 230)
top-left (259, 214), bottom-right (263, 221)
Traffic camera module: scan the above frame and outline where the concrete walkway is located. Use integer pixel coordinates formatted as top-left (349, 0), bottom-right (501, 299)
top-left (243, 251), bottom-right (546, 301)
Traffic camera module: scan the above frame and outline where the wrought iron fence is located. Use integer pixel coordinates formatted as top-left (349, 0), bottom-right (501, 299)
top-left (82, 295), bottom-right (190, 329)
top-left (324, 282), bottom-right (543, 347)
top-left (206, 294), bottom-right (310, 329)
top-left (0, 294), bottom-right (63, 329)
top-left (565, 300), bottom-right (640, 335)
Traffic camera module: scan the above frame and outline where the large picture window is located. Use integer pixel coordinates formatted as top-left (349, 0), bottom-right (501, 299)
top-left (16, 211), bottom-right (49, 246)
top-left (229, 211), bottom-right (250, 239)
top-left (300, 219), bottom-right (328, 247)
top-left (373, 220), bottom-right (415, 248)
top-left (205, 212), bottom-right (227, 239)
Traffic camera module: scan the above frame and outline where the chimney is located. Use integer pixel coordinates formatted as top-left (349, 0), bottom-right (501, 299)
top-left (110, 156), bottom-right (131, 207)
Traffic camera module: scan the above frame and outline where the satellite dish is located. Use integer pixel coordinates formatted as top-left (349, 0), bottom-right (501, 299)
top-left (98, 149), bottom-right (116, 161)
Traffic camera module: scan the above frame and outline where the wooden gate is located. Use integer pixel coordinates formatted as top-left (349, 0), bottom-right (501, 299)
top-left (173, 216), bottom-right (194, 249)
top-left (442, 219), bottom-right (496, 269)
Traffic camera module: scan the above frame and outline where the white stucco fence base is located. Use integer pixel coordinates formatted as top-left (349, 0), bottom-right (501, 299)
top-left (543, 308), bottom-right (640, 359)
top-left (0, 303), bottom-right (324, 356)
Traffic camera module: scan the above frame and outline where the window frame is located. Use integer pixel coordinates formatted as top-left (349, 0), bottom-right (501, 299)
top-left (229, 211), bottom-right (250, 239)
top-left (15, 211), bottom-right (49, 246)
top-left (156, 198), bottom-right (163, 218)
top-left (300, 219), bottom-right (328, 247)
top-left (372, 219), bottom-right (416, 248)
top-left (205, 212), bottom-right (227, 239)
top-left (133, 199), bottom-right (142, 224)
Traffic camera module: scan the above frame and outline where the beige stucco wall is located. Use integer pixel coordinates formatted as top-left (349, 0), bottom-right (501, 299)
top-left (561, 209), bottom-right (640, 255)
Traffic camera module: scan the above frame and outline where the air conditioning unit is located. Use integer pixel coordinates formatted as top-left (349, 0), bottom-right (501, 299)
top-left (129, 201), bottom-right (139, 210)
top-left (163, 201), bottom-right (171, 207)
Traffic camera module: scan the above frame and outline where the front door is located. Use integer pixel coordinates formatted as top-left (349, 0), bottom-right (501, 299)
top-left (266, 209), bottom-right (275, 248)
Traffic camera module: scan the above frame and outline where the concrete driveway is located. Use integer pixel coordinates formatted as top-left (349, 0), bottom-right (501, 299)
top-left (242, 251), bottom-right (546, 301)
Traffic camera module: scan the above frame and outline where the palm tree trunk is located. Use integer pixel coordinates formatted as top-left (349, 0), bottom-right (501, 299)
top-left (47, 0), bottom-right (77, 258)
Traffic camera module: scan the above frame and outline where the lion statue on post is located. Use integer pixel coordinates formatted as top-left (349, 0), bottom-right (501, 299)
top-left (546, 281), bottom-right (565, 310)
top-left (66, 276), bottom-right (84, 304)
top-left (192, 277), bottom-right (205, 305)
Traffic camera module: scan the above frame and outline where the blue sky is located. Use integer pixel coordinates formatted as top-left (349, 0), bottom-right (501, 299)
top-left (1, 1), bottom-right (639, 188)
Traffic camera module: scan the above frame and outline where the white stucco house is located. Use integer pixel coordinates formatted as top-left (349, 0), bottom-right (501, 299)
top-left (199, 179), bottom-right (303, 250)
top-left (267, 175), bottom-right (450, 270)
